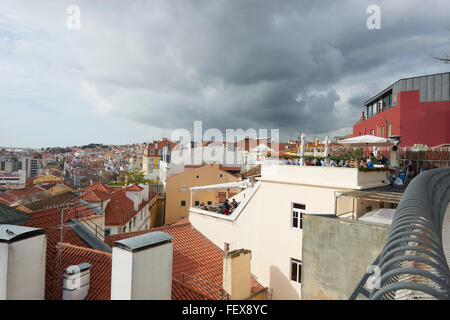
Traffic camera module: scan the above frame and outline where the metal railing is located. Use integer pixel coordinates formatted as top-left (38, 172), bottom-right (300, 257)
top-left (350, 167), bottom-right (450, 299)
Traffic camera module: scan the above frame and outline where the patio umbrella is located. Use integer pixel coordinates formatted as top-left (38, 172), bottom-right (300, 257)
top-left (339, 135), bottom-right (394, 158)
top-left (339, 135), bottom-right (394, 147)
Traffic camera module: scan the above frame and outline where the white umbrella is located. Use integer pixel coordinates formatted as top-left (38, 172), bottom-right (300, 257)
top-left (340, 135), bottom-right (394, 158)
top-left (299, 132), bottom-right (306, 166)
top-left (339, 135), bottom-right (394, 147)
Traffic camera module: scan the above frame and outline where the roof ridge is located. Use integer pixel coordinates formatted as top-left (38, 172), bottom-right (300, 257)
top-left (57, 242), bottom-right (112, 257)
top-left (106, 222), bottom-right (191, 243)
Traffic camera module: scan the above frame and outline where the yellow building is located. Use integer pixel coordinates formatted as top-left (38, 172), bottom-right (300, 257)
top-left (165, 163), bottom-right (239, 225)
top-left (33, 174), bottom-right (63, 185)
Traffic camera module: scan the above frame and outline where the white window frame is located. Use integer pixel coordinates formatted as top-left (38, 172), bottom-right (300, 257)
top-left (291, 258), bottom-right (302, 283)
top-left (292, 203), bottom-right (306, 230)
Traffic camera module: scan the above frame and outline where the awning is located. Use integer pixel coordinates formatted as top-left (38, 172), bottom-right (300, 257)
top-left (338, 190), bottom-right (403, 204)
top-left (339, 135), bottom-right (395, 147)
top-left (190, 181), bottom-right (251, 192)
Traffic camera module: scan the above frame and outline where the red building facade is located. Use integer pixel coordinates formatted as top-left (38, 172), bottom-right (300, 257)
top-left (353, 72), bottom-right (450, 147)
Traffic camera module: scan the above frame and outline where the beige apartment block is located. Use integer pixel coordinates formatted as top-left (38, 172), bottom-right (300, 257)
top-left (165, 163), bottom-right (239, 225)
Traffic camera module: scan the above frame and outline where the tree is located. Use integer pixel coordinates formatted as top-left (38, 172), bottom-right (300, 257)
top-left (345, 148), bottom-right (364, 160)
top-left (432, 37), bottom-right (450, 64)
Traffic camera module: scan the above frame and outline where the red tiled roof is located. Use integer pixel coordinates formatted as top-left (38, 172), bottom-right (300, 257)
top-left (83, 182), bottom-right (115, 194)
top-left (105, 223), bottom-right (265, 300)
top-left (0, 192), bottom-right (18, 204)
top-left (124, 183), bottom-right (143, 191)
top-left (6, 186), bottom-right (45, 197)
top-left (104, 189), bottom-right (150, 226)
top-left (81, 189), bottom-right (112, 202)
top-left (22, 207), bottom-right (89, 300)
top-left (49, 243), bottom-right (112, 300)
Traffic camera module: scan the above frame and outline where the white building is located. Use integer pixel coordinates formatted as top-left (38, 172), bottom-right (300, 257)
top-left (0, 169), bottom-right (26, 187)
top-left (188, 164), bottom-right (387, 299)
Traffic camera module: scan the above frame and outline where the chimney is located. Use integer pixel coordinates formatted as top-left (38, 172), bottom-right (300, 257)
top-left (140, 184), bottom-right (149, 202)
top-left (223, 249), bottom-right (252, 300)
top-left (362, 111), bottom-right (365, 120)
top-left (111, 231), bottom-right (173, 300)
top-left (0, 225), bottom-right (46, 300)
top-left (62, 263), bottom-right (91, 300)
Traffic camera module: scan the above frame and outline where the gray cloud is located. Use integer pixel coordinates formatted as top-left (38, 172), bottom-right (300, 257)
top-left (1, 0), bottom-right (450, 146)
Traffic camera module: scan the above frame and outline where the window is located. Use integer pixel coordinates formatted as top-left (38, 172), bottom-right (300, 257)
top-left (194, 201), bottom-right (200, 206)
top-left (219, 174), bottom-right (223, 178)
top-left (388, 124), bottom-right (392, 137)
top-left (207, 201), bottom-right (212, 206)
top-left (105, 229), bottom-right (111, 236)
top-left (370, 129), bottom-right (375, 136)
top-left (292, 203), bottom-right (306, 229)
top-left (291, 258), bottom-right (302, 283)
top-left (181, 200), bottom-right (186, 206)
top-left (393, 94), bottom-right (397, 103)
top-left (181, 185), bottom-right (186, 192)
top-left (196, 175), bottom-right (200, 179)
top-left (150, 150), bottom-right (155, 155)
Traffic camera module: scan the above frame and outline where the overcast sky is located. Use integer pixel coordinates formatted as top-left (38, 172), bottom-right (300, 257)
top-left (1, 0), bottom-right (449, 148)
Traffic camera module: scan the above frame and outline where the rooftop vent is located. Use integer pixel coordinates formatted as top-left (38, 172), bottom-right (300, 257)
top-left (62, 263), bottom-right (92, 300)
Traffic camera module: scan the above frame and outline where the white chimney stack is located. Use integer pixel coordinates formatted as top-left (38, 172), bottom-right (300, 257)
top-left (62, 263), bottom-right (91, 300)
top-left (140, 184), bottom-right (149, 202)
top-left (223, 249), bottom-right (252, 300)
top-left (111, 231), bottom-right (173, 300)
top-left (0, 225), bottom-right (46, 300)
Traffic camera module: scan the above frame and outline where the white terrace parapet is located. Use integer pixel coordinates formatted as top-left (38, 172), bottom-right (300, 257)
top-left (260, 164), bottom-right (387, 190)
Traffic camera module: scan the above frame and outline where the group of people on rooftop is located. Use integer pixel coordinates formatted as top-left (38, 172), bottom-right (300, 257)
top-left (220, 198), bottom-right (239, 215)
top-left (198, 198), bottom-right (239, 215)
top-left (281, 157), bottom-right (352, 167)
top-left (280, 152), bottom-right (391, 169)
top-left (359, 153), bottom-right (389, 168)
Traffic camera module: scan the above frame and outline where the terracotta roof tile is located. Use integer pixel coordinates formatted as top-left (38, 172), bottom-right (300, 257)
top-left (0, 192), bottom-right (18, 204)
top-left (124, 183), bottom-right (144, 191)
top-left (104, 189), bottom-right (150, 226)
top-left (22, 207), bottom-right (89, 300)
top-left (49, 243), bottom-right (112, 300)
top-left (6, 186), bottom-right (45, 197)
top-left (105, 223), bottom-right (265, 300)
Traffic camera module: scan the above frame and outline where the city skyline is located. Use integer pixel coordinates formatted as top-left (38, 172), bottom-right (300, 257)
top-left (1, 0), bottom-right (449, 148)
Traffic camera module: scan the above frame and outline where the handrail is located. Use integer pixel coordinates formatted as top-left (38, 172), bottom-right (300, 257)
top-left (350, 167), bottom-right (450, 300)
top-left (80, 216), bottom-right (106, 241)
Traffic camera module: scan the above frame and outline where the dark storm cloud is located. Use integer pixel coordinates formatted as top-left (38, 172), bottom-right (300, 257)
top-left (2, 0), bottom-right (450, 146)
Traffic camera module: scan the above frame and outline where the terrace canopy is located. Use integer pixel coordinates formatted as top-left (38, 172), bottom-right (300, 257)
top-left (339, 135), bottom-right (394, 147)
top-left (190, 181), bottom-right (251, 206)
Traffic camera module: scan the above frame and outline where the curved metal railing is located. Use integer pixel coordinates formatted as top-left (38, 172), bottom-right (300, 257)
top-left (351, 167), bottom-right (450, 300)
